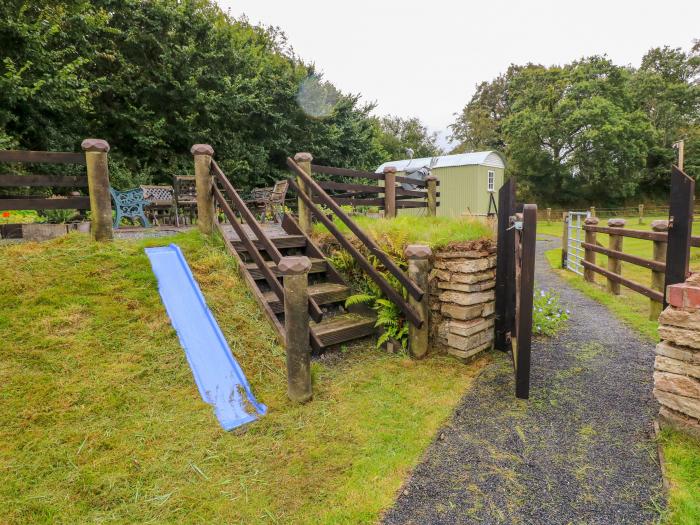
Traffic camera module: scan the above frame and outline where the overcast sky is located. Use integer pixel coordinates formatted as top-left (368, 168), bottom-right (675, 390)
top-left (218, 0), bottom-right (699, 148)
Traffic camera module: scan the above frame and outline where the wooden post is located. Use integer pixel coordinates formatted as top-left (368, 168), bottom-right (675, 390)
top-left (583, 216), bottom-right (598, 283)
top-left (651, 220), bottom-right (668, 320)
top-left (81, 139), bottom-right (113, 241)
top-left (561, 212), bottom-right (569, 269)
top-left (279, 256), bottom-right (312, 403)
top-left (383, 166), bottom-right (397, 219)
top-left (495, 177), bottom-right (516, 351)
top-left (516, 204), bottom-right (538, 399)
top-left (675, 140), bottom-right (685, 171)
top-left (191, 144), bottom-right (215, 235)
top-left (294, 152), bottom-right (313, 235)
top-left (638, 204), bottom-right (644, 225)
top-left (606, 218), bottom-right (625, 295)
top-left (590, 206), bottom-right (596, 218)
top-left (665, 166), bottom-right (695, 307)
top-left (426, 175), bottom-right (437, 217)
top-left (546, 207), bottom-right (551, 225)
top-left (405, 244), bottom-right (432, 358)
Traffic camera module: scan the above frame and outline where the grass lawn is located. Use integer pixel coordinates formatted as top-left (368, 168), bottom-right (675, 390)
top-left (0, 230), bottom-right (484, 524)
top-left (539, 218), bottom-right (700, 525)
top-left (313, 215), bottom-right (493, 251)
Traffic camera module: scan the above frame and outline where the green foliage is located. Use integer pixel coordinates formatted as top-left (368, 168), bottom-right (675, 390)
top-left (39, 208), bottom-right (77, 224)
top-left (373, 115), bottom-right (443, 160)
top-left (659, 427), bottom-right (700, 525)
top-left (0, 0), bottom-right (386, 190)
top-left (451, 45), bottom-right (700, 206)
top-left (533, 289), bottom-right (569, 337)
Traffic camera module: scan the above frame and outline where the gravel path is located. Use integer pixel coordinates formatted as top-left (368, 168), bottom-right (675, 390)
top-left (383, 236), bottom-right (663, 525)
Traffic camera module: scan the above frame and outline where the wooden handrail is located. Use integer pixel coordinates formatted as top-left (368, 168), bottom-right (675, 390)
top-left (584, 223), bottom-right (700, 248)
top-left (211, 161), bottom-right (323, 323)
top-left (288, 177), bottom-right (424, 328)
top-left (581, 242), bottom-right (665, 272)
top-left (288, 157), bottom-right (424, 302)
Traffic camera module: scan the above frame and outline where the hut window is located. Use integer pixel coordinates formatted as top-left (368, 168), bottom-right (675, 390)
top-left (487, 170), bottom-right (495, 192)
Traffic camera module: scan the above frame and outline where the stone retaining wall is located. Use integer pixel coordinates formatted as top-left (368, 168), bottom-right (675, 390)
top-left (654, 275), bottom-right (700, 439)
top-left (429, 241), bottom-right (497, 361)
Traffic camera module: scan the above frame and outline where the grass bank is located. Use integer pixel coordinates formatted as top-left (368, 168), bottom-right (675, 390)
top-left (313, 215), bottom-right (493, 251)
top-left (0, 231), bottom-right (483, 524)
top-left (541, 230), bottom-right (700, 525)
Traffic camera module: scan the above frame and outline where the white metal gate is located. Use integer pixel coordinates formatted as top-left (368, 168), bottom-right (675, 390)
top-left (565, 211), bottom-right (590, 276)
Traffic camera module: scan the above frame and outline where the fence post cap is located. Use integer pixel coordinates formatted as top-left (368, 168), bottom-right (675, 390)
top-left (81, 139), bottom-right (110, 153)
top-left (383, 166), bottom-right (397, 174)
top-left (584, 216), bottom-right (599, 225)
top-left (607, 218), bottom-right (626, 227)
top-left (190, 144), bottom-right (214, 156)
top-left (404, 244), bottom-right (432, 260)
top-left (651, 220), bottom-right (670, 232)
top-left (278, 256), bottom-right (312, 275)
top-left (425, 175), bottom-right (438, 182)
top-left (294, 152), bottom-right (313, 163)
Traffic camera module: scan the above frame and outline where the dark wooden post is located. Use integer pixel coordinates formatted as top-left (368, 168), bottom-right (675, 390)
top-left (426, 175), bottom-right (438, 217)
top-left (405, 244), bottom-right (432, 358)
top-left (516, 203), bottom-right (537, 399)
top-left (191, 144), bottom-right (215, 235)
top-left (583, 216), bottom-right (598, 283)
top-left (606, 218), bottom-right (625, 295)
top-left (495, 177), bottom-right (516, 351)
top-left (294, 152), bottom-right (313, 235)
top-left (383, 166), bottom-right (397, 219)
top-left (81, 139), bottom-right (113, 241)
top-left (279, 256), bottom-right (312, 403)
top-left (651, 220), bottom-right (669, 320)
top-left (561, 212), bottom-right (569, 269)
top-left (664, 166), bottom-right (695, 307)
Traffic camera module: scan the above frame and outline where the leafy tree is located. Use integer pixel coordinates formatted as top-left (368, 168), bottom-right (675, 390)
top-left (374, 115), bottom-right (442, 160)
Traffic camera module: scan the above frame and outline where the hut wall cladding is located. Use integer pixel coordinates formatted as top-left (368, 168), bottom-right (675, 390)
top-left (428, 240), bottom-right (497, 360)
top-left (655, 275), bottom-right (700, 439)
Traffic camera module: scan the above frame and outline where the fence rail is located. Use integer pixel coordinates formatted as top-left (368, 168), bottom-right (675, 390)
top-left (308, 163), bottom-right (439, 216)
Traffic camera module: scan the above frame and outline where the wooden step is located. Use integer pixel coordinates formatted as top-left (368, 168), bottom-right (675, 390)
top-left (312, 312), bottom-right (377, 347)
top-left (231, 234), bottom-right (306, 252)
top-left (245, 258), bottom-right (327, 280)
top-left (263, 282), bottom-right (350, 314)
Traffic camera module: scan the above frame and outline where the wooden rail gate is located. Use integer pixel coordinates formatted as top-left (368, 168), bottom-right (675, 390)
top-left (494, 177), bottom-right (537, 399)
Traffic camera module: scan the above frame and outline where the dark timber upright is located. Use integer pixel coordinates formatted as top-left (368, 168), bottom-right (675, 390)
top-left (495, 177), bottom-right (516, 351)
top-left (664, 165), bottom-right (695, 307)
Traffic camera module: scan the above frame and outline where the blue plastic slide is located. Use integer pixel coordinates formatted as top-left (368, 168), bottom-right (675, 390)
top-left (145, 244), bottom-right (266, 430)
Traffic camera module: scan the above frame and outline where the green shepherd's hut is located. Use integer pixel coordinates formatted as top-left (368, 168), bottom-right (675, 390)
top-left (376, 151), bottom-right (506, 217)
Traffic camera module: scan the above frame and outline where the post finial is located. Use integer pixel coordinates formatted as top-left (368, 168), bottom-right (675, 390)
top-left (191, 144), bottom-right (214, 156)
top-left (81, 139), bottom-right (110, 153)
top-left (383, 166), bottom-right (397, 174)
top-left (294, 152), bottom-right (313, 163)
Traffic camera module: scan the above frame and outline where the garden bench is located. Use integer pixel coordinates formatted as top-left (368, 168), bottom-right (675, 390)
top-left (244, 179), bottom-right (289, 222)
top-left (110, 187), bottom-right (151, 228)
top-left (140, 184), bottom-right (176, 225)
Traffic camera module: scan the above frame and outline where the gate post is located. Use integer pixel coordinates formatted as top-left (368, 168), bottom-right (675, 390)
top-left (191, 144), bottom-right (215, 235)
top-left (606, 218), bottom-right (625, 295)
top-left (294, 152), bottom-right (314, 235)
top-left (81, 139), bottom-right (113, 241)
top-left (561, 212), bottom-right (569, 269)
top-left (384, 166), bottom-right (397, 219)
top-left (495, 177), bottom-right (516, 351)
top-left (651, 220), bottom-right (669, 320)
top-left (515, 204), bottom-right (537, 399)
top-left (426, 175), bottom-right (438, 217)
top-left (405, 244), bottom-right (432, 358)
top-left (664, 166), bottom-right (695, 307)
top-left (583, 216), bottom-right (598, 283)
top-left (279, 256), bottom-right (312, 403)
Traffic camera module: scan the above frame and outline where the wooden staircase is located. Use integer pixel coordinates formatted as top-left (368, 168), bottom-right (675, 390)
top-left (210, 164), bottom-right (377, 352)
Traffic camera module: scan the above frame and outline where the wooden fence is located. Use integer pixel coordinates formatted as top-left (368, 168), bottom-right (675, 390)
top-left (0, 140), bottom-right (114, 240)
top-left (308, 164), bottom-right (439, 218)
top-left (572, 166), bottom-right (696, 319)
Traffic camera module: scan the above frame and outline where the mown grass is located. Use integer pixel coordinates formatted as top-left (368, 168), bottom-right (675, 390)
top-left (540, 222), bottom-right (700, 525)
top-left (0, 230), bottom-right (484, 524)
top-left (313, 215), bottom-right (493, 250)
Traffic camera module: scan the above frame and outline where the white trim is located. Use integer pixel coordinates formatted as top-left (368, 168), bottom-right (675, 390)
top-left (487, 170), bottom-right (495, 192)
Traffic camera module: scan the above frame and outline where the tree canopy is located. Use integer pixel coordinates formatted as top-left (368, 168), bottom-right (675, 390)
top-left (451, 45), bottom-right (700, 205)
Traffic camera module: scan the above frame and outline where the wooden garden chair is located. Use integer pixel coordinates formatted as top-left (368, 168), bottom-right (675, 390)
top-left (140, 184), bottom-right (175, 225)
top-left (174, 176), bottom-right (197, 226)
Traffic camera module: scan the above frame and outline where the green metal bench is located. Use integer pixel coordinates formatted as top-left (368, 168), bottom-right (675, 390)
top-left (110, 187), bottom-right (151, 228)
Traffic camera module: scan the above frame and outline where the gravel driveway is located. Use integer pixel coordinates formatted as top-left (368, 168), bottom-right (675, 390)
top-left (383, 236), bottom-right (663, 525)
